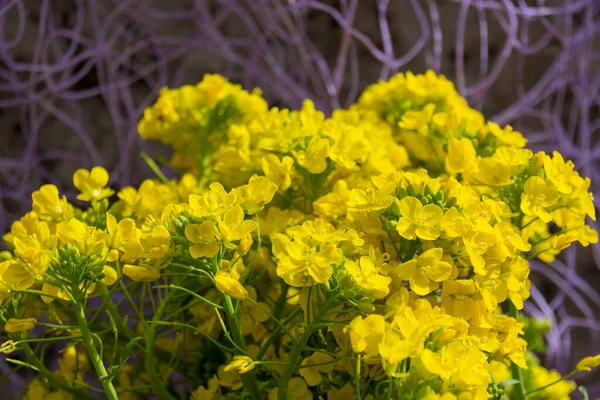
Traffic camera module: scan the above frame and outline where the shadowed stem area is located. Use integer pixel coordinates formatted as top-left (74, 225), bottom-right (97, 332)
top-left (75, 301), bottom-right (119, 400)
top-left (222, 295), bottom-right (263, 400)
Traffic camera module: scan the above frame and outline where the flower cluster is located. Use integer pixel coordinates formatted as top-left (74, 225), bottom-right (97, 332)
top-left (1, 72), bottom-right (599, 400)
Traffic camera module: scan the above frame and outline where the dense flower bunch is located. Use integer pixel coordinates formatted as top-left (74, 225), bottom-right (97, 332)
top-left (1, 72), bottom-right (599, 400)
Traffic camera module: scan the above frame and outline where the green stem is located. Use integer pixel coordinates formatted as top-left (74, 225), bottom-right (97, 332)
top-left (277, 295), bottom-right (338, 400)
top-left (509, 304), bottom-right (527, 400)
top-left (145, 292), bottom-right (176, 400)
top-left (277, 324), bottom-right (316, 400)
top-left (222, 295), bottom-right (262, 400)
top-left (526, 370), bottom-right (577, 395)
top-left (74, 303), bottom-right (119, 400)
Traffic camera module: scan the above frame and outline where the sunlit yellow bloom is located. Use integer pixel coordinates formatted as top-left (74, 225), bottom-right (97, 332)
top-left (520, 176), bottom-right (559, 223)
top-left (32, 184), bottom-right (73, 221)
top-left (445, 138), bottom-right (476, 174)
top-left (297, 136), bottom-right (330, 174)
top-left (262, 154), bottom-right (294, 191)
top-left (240, 175), bottom-right (278, 215)
top-left (544, 151), bottom-right (575, 194)
top-left (185, 221), bottom-right (219, 258)
top-left (394, 248), bottom-right (452, 296)
top-left (476, 158), bottom-right (512, 186)
top-left (345, 256), bottom-right (391, 299)
top-left (73, 167), bottom-right (114, 201)
top-left (218, 206), bottom-right (257, 245)
top-left (396, 196), bottom-right (443, 241)
top-left (348, 314), bottom-right (385, 356)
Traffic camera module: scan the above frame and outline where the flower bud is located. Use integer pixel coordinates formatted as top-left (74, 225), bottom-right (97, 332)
top-left (5, 318), bottom-right (36, 333)
top-left (215, 271), bottom-right (248, 300)
top-left (123, 264), bottom-right (160, 282)
top-left (576, 354), bottom-right (600, 372)
top-left (224, 355), bottom-right (255, 374)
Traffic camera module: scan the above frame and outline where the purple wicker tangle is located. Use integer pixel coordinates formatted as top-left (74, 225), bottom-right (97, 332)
top-left (0, 0), bottom-right (599, 397)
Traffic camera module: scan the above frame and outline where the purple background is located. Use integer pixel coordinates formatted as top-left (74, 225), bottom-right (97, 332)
top-left (1, 0), bottom-right (599, 397)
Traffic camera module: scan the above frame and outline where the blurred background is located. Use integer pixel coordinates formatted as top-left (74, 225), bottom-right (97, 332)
top-left (0, 0), bottom-right (599, 397)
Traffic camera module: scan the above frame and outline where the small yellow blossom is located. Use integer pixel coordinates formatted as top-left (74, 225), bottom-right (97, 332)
top-left (262, 154), bottom-right (294, 191)
top-left (520, 176), bottom-right (559, 223)
top-left (297, 136), bottom-right (330, 174)
top-left (345, 256), bottom-right (391, 299)
top-left (445, 138), bottom-right (476, 174)
top-left (241, 175), bottom-right (278, 215)
top-left (476, 158), bottom-right (513, 186)
top-left (299, 352), bottom-right (334, 386)
top-left (73, 167), bottom-right (114, 201)
top-left (185, 221), bottom-right (220, 258)
top-left (544, 151), bottom-right (575, 194)
top-left (396, 196), bottom-right (443, 241)
top-left (394, 248), bottom-right (452, 295)
top-left (348, 314), bottom-right (385, 356)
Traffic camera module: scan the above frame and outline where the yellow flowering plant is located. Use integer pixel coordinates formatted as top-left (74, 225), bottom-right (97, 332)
top-left (1, 72), bottom-right (599, 400)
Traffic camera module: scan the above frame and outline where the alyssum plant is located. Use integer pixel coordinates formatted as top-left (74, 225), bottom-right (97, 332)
top-left (1, 72), bottom-right (599, 399)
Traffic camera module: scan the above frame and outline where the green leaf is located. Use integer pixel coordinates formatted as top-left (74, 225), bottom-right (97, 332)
top-left (498, 379), bottom-right (521, 388)
top-left (103, 336), bottom-right (142, 381)
top-left (579, 386), bottom-right (590, 400)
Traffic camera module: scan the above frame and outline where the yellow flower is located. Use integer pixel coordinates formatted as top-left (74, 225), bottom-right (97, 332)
top-left (32, 184), bottom-right (73, 221)
top-left (347, 183), bottom-right (395, 212)
top-left (326, 384), bottom-right (356, 400)
top-left (576, 354), bottom-right (600, 372)
top-left (297, 136), bottom-right (330, 174)
top-left (396, 197), bottom-right (443, 241)
top-left (214, 270), bottom-right (248, 300)
top-left (140, 225), bottom-right (171, 259)
top-left (262, 154), bottom-right (294, 191)
top-left (73, 167), bottom-right (114, 201)
top-left (240, 175), bottom-right (278, 215)
top-left (276, 241), bottom-right (342, 287)
top-left (530, 364), bottom-right (575, 399)
top-left (348, 314), bottom-right (385, 356)
top-left (487, 122), bottom-right (527, 148)
top-left (345, 256), bottom-right (391, 299)
top-left (122, 264), bottom-right (160, 282)
top-left (378, 330), bottom-right (414, 375)
top-left (185, 221), bottom-right (220, 258)
top-left (394, 248), bottom-right (452, 296)
top-left (544, 151), bottom-right (575, 194)
top-left (223, 355), bottom-right (255, 374)
top-left (4, 318), bottom-right (36, 333)
top-left (445, 138), bottom-right (476, 174)
top-left (299, 352), bottom-right (334, 386)
top-left (475, 158), bottom-right (513, 186)
top-left (189, 182), bottom-right (236, 218)
top-left (268, 377), bottom-right (313, 400)
top-left (106, 213), bottom-right (138, 251)
top-left (0, 259), bottom-right (35, 290)
top-left (218, 206), bottom-right (257, 244)
top-left (102, 266), bottom-right (118, 286)
top-left (240, 286), bottom-right (270, 338)
top-left (520, 176), bottom-right (559, 223)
